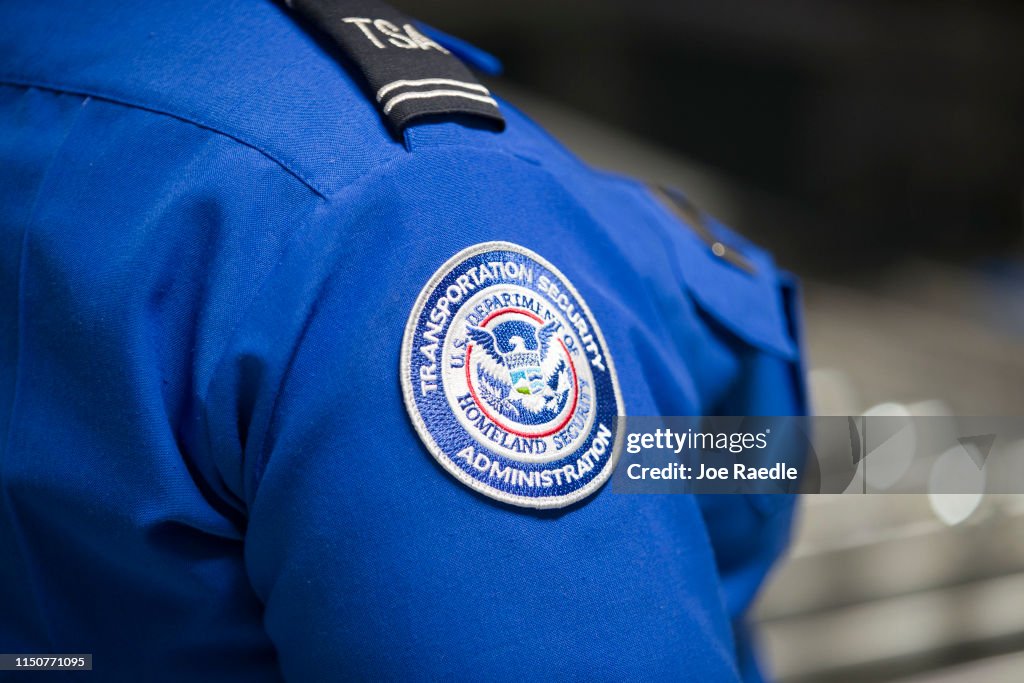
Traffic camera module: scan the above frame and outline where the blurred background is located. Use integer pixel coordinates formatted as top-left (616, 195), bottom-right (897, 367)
top-left (404, 1), bottom-right (1024, 680)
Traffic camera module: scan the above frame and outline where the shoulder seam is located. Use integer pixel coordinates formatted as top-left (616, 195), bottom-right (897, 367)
top-left (0, 76), bottom-right (328, 200)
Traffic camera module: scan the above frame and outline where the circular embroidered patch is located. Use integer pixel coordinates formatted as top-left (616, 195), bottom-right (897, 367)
top-left (401, 241), bottom-right (624, 509)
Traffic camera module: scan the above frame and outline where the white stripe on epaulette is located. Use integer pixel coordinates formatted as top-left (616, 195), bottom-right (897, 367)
top-left (376, 78), bottom-right (489, 101)
top-left (382, 89), bottom-right (498, 115)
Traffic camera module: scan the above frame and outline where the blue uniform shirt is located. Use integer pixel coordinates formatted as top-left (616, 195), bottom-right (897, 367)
top-left (0, 1), bottom-right (806, 680)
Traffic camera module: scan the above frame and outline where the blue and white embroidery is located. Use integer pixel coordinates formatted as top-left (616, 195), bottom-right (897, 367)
top-left (401, 241), bottom-right (623, 508)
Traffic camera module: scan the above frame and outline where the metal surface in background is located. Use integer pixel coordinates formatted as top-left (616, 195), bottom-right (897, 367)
top-left (760, 496), bottom-right (1024, 683)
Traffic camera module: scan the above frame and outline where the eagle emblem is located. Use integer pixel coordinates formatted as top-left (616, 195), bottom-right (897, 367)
top-left (467, 318), bottom-right (573, 425)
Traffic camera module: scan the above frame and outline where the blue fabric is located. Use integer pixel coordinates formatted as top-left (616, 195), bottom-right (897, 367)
top-left (0, 1), bottom-right (806, 680)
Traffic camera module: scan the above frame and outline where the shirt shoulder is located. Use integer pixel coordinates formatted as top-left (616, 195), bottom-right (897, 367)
top-left (0, 0), bottom-right (801, 377)
top-left (0, 0), bottom-right (564, 198)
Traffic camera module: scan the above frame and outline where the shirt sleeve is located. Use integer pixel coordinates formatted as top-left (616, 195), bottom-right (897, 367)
top-left (698, 268), bottom-right (809, 683)
top-left (199, 143), bottom-right (751, 681)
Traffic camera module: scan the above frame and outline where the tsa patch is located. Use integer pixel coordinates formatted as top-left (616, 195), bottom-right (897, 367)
top-left (401, 242), bottom-right (624, 509)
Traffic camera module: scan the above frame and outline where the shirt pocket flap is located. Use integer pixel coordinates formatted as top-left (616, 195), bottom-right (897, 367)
top-left (651, 185), bottom-right (799, 361)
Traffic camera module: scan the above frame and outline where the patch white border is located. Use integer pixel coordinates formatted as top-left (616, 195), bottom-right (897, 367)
top-left (400, 241), bottom-right (625, 509)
